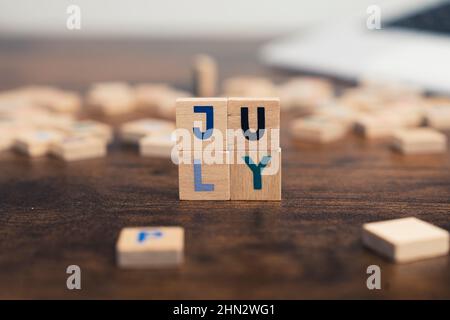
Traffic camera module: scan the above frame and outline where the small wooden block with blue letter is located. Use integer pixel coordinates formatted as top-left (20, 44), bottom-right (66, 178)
top-left (230, 148), bottom-right (281, 200)
top-left (116, 227), bottom-right (184, 268)
top-left (178, 150), bottom-right (230, 200)
top-left (176, 97), bottom-right (227, 151)
top-left (227, 97), bottom-right (280, 150)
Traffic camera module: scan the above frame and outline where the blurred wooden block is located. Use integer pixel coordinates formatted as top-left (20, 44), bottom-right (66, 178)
top-left (120, 118), bottom-right (175, 144)
top-left (155, 89), bottom-right (192, 120)
top-left (425, 105), bottom-right (450, 129)
top-left (363, 217), bottom-right (449, 263)
top-left (139, 132), bottom-right (175, 158)
top-left (178, 151), bottom-right (230, 200)
top-left (391, 128), bottom-right (447, 154)
top-left (14, 129), bottom-right (64, 157)
top-left (68, 120), bottom-right (113, 143)
top-left (117, 227), bottom-right (184, 268)
top-left (134, 83), bottom-right (172, 114)
top-left (228, 97), bottom-right (280, 150)
top-left (22, 86), bottom-right (81, 114)
top-left (290, 116), bottom-right (347, 144)
top-left (223, 76), bottom-right (276, 97)
top-left (176, 97), bottom-right (227, 151)
top-left (230, 148), bottom-right (281, 200)
top-left (316, 103), bottom-right (362, 128)
top-left (87, 82), bottom-right (136, 116)
top-left (193, 54), bottom-right (217, 97)
top-left (50, 136), bottom-right (107, 161)
top-left (278, 77), bottom-right (334, 112)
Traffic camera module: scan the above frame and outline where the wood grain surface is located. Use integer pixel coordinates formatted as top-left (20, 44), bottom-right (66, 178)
top-left (0, 38), bottom-right (449, 299)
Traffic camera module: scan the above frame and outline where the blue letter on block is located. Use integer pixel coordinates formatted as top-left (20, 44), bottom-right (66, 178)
top-left (193, 106), bottom-right (214, 140)
top-left (194, 159), bottom-right (214, 192)
top-left (243, 156), bottom-right (271, 190)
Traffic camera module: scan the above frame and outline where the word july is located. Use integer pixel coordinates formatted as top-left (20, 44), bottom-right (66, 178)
top-left (176, 97), bottom-right (281, 201)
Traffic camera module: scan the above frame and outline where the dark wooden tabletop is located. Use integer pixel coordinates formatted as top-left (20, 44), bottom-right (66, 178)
top-left (0, 38), bottom-right (449, 299)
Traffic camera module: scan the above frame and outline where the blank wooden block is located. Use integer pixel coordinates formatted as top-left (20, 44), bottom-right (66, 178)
top-left (425, 105), bottom-right (450, 129)
top-left (22, 86), bottom-right (81, 114)
top-left (391, 128), bottom-right (447, 154)
top-left (50, 136), bottom-right (107, 161)
top-left (277, 77), bottom-right (334, 112)
top-left (230, 148), bottom-right (281, 200)
top-left (14, 130), bottom-right (63, 157)
top-left (120, 118), bottom-right (175, 144)
top-left (176, 98), bottom-right (227, 151)
top-left (117, 227), bottom-right (184, 268)
top-left (316, 103), bottom-right (362, 128)
top-left (68, 120), bottom-right (113, 143)
top-left (363, 217), bottom-right (449, 263)
top-left (178, 151), bottom-right (230, 200)
top-left (87, 82), bottom-right (136, 116)
top-left (223, 76), bottom-right (276, 97)
top-left (193, 54), bottom-right (217, 97)
top-left (135, 83), bottom-right (172, 113)
top-left (228, 97), bottom-right (280, 150)
top-left (157, 89), bottom-right (192, 120)
top-left (139, 132), bottom-right (175, 158)
top-left (290, 116), bottom-right (347, 144)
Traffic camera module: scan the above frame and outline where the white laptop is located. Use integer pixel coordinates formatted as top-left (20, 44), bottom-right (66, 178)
top-left (261, 0), bottom-right (450, 94)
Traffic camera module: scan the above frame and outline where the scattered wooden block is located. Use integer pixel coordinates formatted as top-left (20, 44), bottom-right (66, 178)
top-left (228, 97), bottom-right (280, 150)
top-left (156, 89), bottom-right (192, 120)
top-left (120, 118), bottom-right (175, 144)
top-left (362, 217), bottom-right (449, 263)
top-left (22, 86), bottom-right (81, 114)
top-left (277, 77), bottom-right (334, 112)
top-left (391, 128), bottom-right (447, 154)
top-left (223, 76), bottom-right (276, 97)
top-left (116, 227), bottom-right (184, 268)
top-left (87, 82), bottom-right (136, 116)
top-left (139, 132), bottom-right (175, 158)
top-left (290, 115), bottom-right (347, 144)
top-left (193, 54), bottom-right (217, 97)
top-left (354, 113), bottom-right (402, 139)
top-left (134, 83), bottom-right (172, 114)
top-left (230, 148), bottom-right (281, 200)
top-left (14, 129), bottom-right (63, 157)
top-left (316, 103), bottom-right (361, 128)
top-left (178, 151), bottom-right (230, 200)
top-left (425, 104), bottom-right (450, 129)
top-left (68, 120), bottom-right (113, 143)
top-left (176, 97), bottom-right (228, 151)
top-left (50, 136), bottom-right (107, 161)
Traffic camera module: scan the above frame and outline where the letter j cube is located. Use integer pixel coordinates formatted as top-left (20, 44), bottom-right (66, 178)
top-left (176, 98), bottom-right (227, 151)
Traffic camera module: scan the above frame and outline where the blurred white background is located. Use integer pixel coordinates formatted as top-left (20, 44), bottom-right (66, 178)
top-left (0, 0), bottom-right (410, 38)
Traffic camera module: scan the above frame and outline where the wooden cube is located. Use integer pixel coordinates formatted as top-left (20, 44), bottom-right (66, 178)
top-left (391, 128), bottom-right (447, 154)
top-left (139, 132), bottom-right (175, 158)
top-left (425, 105), bottom-right (450, 129)
top-left (116, 227), bottom-right (184, 268)
top-left (277, 77), bottom-right (334, 112)
top-left (223, 77), bottom-right (276, 97)
top-left (230, 148), bottom-right (281, 200)
top-left (14, 129), bottom-right (64, 157)
top-left (120, 118), bottom-right (175, 144)
top-left (228, 97), bottom-right (280, 150)
top-left (87, 82), bottom-right (136, 116)
top-left (363, 217), bottom-right (449, 263)
top-left (193, 54), bottom-right (217, 97)
top-left (68, 120), bottom-right (113, 143)
top-left (178, 151), bottom-right (230, 200)
top-left (290, 115), bottom-right (347, 144)
top-left (176, 98), bottom-right (227, 151)
top-left (50, 136), bottom-right (107, 161)
top-left (134, 83), bottom-right (172, 113)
